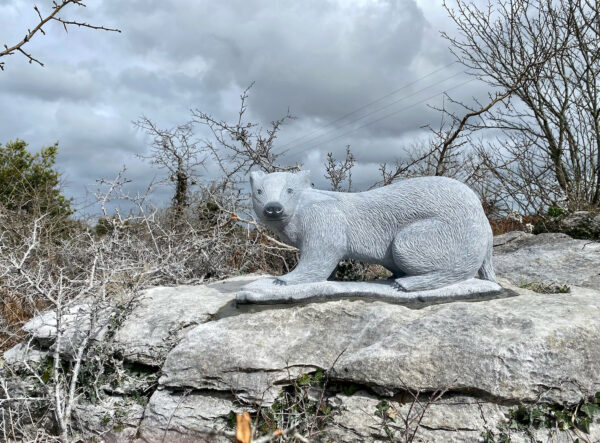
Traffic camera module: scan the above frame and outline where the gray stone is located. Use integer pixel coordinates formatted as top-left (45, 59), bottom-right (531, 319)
top-left (492, 230), bottom-right (532, 247)
top-left (562, 211), bottom-right (596, 230)
top-left (3, 340), bottom-right (48, 365)
top-left (249, 171), bottom-right (496, 293)
top-left (494, 231), bottom-right (600, 290)
top-left (327, 392), bottom-right (508, 442)
top-left (237, 276), bottom-right (505, 305)
top-left (16, 275), bottom-right (257, 366)
top-left (72, 395), bottom-right (145, 442)
top-left (593, 213), bottom-right (600, 231)
top-left (113, 283), bottom-right (240, 366)
top-left (208, 274), bottom-right (267, 293)
top-left (558, 210), bottom-right (600, 239)
top-left (22, 302), bottom-right (112, 354)
top-left (327, 391), bottom-right (600, 443)
top-left (137, 389), bottom-right (239, 443)
top-left (160, 279), bottom-right (600, 405)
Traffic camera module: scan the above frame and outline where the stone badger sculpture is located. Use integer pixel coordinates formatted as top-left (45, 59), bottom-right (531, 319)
top-left (250, 170), bottom-right (496, 292)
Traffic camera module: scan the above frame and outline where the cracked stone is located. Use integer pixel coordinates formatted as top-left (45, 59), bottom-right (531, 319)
top-left (160, 279), bottom-right (600, 405)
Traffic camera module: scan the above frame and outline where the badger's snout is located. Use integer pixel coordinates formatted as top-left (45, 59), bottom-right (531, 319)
top-left (263, 202), bottom-right (284, 219)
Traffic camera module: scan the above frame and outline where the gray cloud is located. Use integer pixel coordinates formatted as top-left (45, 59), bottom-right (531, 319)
top-left (0, 0), bottom-right (490, 214)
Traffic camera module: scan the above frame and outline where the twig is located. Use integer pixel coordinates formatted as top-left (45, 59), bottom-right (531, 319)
top-left (0, 0), bottom-right (120, 70)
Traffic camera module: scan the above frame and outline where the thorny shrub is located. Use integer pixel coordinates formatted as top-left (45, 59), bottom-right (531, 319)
top-left (0, 167), bottom-right (298, 441)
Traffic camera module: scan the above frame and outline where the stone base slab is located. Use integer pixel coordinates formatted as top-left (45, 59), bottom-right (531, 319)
top-left (236, 277), bottom-right (507, 306)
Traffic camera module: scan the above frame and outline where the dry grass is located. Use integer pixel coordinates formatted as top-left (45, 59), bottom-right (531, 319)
top-left (0, 287), bottom-right (50, 353)
top-left (489, 215), bottom-right (541, 236)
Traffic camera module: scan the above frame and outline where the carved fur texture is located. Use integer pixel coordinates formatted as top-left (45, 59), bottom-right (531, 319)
top-left (250, 170), bottom-right (496, 292)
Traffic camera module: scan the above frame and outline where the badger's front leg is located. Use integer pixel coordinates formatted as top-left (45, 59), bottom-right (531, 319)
top-left (274, 233), bottom-right (343, 286)
top-left (274, 248), bottom-right (341, 285)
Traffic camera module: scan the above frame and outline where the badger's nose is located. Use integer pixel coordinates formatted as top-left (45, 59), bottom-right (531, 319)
top-left (263, 202), bottom-right (284, 219)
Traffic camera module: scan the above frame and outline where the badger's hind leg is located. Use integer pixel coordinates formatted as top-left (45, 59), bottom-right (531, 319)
top-left (391, 218), bottom-right (480, 292)
top-left (392, 272), bottom-right (464, 292)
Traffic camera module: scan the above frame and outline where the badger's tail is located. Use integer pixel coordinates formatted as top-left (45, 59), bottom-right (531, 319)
top-left (478, 237), bottom-right (497, 282)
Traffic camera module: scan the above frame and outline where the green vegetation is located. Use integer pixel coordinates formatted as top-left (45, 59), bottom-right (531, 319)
top-left (238, 369), bottom-right (336, 440)
top-left (375, 399), bottom-right (397, 440)
top-left (0, 139), bottom-right (72, 216)
top-left (547, 206), bottom-right (564, 217)
top-left (517, 281), bottom-right (570, 294)
top-left (485, 393), bottom-right (600, 442)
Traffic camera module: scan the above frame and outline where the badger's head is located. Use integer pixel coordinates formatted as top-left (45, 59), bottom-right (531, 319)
top-left (249, 170), bottom-right (311, 224)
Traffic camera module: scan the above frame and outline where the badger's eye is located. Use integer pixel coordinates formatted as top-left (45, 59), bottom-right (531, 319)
top-left (287, 188), bottom-right (293, 194)
top-left (257, 189), bottom-right (263, 195)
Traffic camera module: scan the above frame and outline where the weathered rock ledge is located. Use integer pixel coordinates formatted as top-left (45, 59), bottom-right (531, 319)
top-left (3, 232), bottom-right (600, 442)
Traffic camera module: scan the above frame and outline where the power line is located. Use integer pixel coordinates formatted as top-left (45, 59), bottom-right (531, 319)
top-left (289, 77), bottom-right (476, 156)
top-left (277, 61), bottom-right (457, 151)
top-left (280, 70), bottom-right (466, 153)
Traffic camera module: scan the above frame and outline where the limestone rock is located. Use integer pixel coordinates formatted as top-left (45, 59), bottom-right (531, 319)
top-left (17, 275), bottom-right (258, 365)
top-left (22, 302), bottom-right (112, 352)
top-left (207, 274), bottom-right (267, 293)
top-left (492, 230), bottom-right (531, 247)
top-left (7, 248), bottom-right (600, 442)
top-left (556, 210), bottom-right (600, 239)
top-left (113, 283), bottom-right (239, 366)
top-left (160, 280), bottom-right (600, 405)
top-left (137, 388), bottom-right (239, 443)
top-left (327, 391), bottom-right (600, 443)
top-left (72, 395), bottom-right (145, 442)
top-left (494, 232), bottom-right (600, 290)
top-left (328, 392), bottom-right (508, 442)
top-left (3, 340), bottom-right (48, 365)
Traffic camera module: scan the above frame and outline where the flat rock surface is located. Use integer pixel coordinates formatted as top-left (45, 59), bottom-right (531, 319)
top-left (237, 277), bottom-right (505, 305)
top-left (494, 231), bottom-right (600, 290)
top-left (113, 284), bottom-right (237, 366)
top-left (160, 280), bottom-right (600, 405)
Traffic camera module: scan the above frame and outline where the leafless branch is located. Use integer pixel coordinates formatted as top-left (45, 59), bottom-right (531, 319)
top-left (0, 0), bottom-right (120, 71)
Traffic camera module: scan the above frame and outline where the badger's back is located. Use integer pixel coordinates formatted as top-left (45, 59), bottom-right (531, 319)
top-left (325, 176), bottom-right (485, 223)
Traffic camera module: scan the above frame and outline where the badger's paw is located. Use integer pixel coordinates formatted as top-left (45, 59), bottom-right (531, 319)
top-left (273, 277), bottom-right (288, 286)
top-left (392, 280), bottom-right (408, 292)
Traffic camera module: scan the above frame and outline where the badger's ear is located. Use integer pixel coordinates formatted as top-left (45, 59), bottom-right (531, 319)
top-left (297, 170), bottom-right (311, 187)
top-left (249, 170), bottom-right (265, 186)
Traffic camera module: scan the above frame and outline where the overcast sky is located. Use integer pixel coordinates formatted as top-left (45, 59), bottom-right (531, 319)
top-left (0, 0), bottom-right (490, 215)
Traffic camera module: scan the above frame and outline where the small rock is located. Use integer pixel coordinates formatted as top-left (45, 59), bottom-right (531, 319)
top-left (3, 340), bottom-right (48, 365)
top-left (137, 388), bottom-right (239, 443)
top-left (494, 232), bottom-right (600, 290)
top-left (72, 395), bottom-right (145, 442)
top-left (562, 211), bottom-right (595, 229)
top-left (492, 230), bottom-right (533, 247)
top-left (535, 210), bottom-right (600, 239)
top-left (22, 302), bottom-right (112, 354)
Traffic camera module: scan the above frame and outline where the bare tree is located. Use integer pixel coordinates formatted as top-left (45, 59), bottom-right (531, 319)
top-left (135, 117), bottom-right (205, 213)
top-left (443, 0), bottom-right (600, 213)
top-left (0, 1), bottom-right (120, 71)
top-left (324, 145), bottom-right (355, 191)
top-left (373, 90), bottom-right (513, 195)
top-left (192, 84), bottom-right (300, 179)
